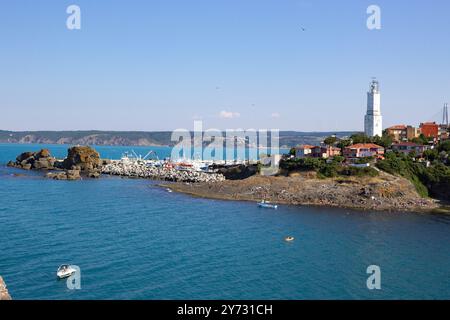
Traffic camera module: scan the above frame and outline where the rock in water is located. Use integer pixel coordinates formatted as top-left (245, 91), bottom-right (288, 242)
top-left (10, 149), bottom-right (55, 170)
top-left (9, 146), bottom-right (100, 180)
top-left (63, 146), bottom-right (101, 169)
top-left (63, 146), bottom-right (102, 178)
top-left (16, 151), bottom-right (35, 163)
top-left (66, 169), bottom-right (81, 180)
top-left (0, 276), bottom-right (12, 300)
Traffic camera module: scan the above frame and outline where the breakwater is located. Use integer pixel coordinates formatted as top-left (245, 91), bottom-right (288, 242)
top-left (101, 160), bottom-right (226, 183)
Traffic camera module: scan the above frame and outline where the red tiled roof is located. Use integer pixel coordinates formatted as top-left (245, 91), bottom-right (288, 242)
top-left (346, 143), bottom-right (384, 150)
top-left (393, 142), bottom-right (424, 147)
top-left (295, 145), bottom-right (315, 149)
top-left (387, 125), bottom-right (407, 130)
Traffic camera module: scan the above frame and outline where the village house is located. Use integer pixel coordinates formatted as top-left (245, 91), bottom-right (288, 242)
top-left (386, 125), bottom-right (420, 142)
top-left (344, 143), bottom-right (385, 161)
top-left (294, 145), bottom-right (315, 158)
top-left (295, 145), bottom-right (341, 159)
top-left (391, 142), bottom-right (429, 157)
top-left (420, 122), bottom-right (439, 138)
top-left (310, 146), bottom-right (341, 159)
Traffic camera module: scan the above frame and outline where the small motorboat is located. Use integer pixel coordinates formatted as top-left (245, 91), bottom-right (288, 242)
top-left (258, 200), bottom-right (278, 209)
top-left (56, 264), bottom-right (76, 279)
top-left (166, 188), bottom-right (173, 193)
top-left (284, 236), bottom-right (295, 242)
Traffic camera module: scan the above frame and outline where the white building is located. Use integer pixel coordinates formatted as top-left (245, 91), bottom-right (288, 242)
top-left (364, 79), bottom-right (383, 137)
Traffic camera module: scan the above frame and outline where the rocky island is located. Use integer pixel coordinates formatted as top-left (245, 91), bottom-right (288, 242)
top-left (7, 146), bottom-right (103, 180)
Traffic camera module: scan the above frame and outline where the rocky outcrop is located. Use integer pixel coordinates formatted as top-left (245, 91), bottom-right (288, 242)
top-left (8, 146), bottom-right (103, 180)
top-left (62, 146), bottom-right (102, 175)
top-left (212, 164), bottom-right (258, 180)
top-left (7, 149), bottom-right (55, 170)
top-left (0, 276), bottom-right (11, 300)
top-left (166, 171), bottom-right (439, 213)
top-left (46, 169), bottom-right (81, 181)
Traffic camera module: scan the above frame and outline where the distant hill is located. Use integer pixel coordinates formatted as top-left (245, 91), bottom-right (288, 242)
top-left (0, 130), bottom-right (357, 148)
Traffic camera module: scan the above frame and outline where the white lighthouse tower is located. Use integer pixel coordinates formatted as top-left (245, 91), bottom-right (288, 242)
top-left (364, 78), bottom-right (383, 137)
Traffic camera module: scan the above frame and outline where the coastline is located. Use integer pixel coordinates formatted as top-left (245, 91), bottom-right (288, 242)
top-left (161, 171), bottom-right (441, 213)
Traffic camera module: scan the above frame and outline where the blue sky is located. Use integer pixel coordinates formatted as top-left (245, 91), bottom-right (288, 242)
top-left (0, 0), bottom-right (449, 131)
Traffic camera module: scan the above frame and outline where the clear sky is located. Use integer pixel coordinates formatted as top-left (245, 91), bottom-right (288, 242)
top-left (0, 0), bottom-right (449, 131)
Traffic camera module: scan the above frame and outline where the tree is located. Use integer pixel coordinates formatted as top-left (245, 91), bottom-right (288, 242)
top-left (350, 133), bottom-right (371, 144)
top-left (373, 133), bottom-right (393, 148)
top-left (337, 139), bottom-right (352, 150)
top-left (423, 149), bottom-right (439, 162)
top-left (438, 140), bottom-right (450, 153)
top-left (324, 136), bottom-right (337, 146)
top-left (289, 147), bottom-right (296, 156)
top-left (412, 134), bottom-right (429, 145)
top-left (332, 156), bottom-right (345, 163)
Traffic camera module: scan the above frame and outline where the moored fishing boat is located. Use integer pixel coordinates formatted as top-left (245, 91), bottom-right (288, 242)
top-left (258, 200), bottom-right (278, 209)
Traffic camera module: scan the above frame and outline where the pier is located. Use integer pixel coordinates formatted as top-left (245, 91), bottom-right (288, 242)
top-left (101, 159), bottom-right (226, 183)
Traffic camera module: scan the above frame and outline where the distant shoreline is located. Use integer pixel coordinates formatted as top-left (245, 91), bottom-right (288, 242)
top-left (0, 130), bottom-right (358, 149)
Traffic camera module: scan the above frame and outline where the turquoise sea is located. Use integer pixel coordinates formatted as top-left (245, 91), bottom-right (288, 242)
top-left (0, 143), bottom-right (449, 300)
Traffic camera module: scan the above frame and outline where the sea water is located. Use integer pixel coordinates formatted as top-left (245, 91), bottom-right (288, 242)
top-left (0, 143), bottom-right (449, 299)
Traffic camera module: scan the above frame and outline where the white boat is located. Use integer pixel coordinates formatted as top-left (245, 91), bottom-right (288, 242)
top-left (258, 200), bottom-right (278, 209)
top-left (285, 236), bottom-right (295, 242)
top-left (56, 264), bottom-right (76, 279)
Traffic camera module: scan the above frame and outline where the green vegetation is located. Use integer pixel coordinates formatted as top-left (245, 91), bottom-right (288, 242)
top-left (323, 136), bottom-right (337, 146)
top-left (331, 132), bottom-right (393, 150)
top-left (376, 146), bottom-right (450, 199)
top-left (280, 157), bottom-right (379, 179)
top-left (411, 133), bottom-right (431, 145)
top-left (438, 140), bottom-right (450, 153)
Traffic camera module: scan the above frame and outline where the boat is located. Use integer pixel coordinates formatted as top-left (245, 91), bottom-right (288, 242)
top-left (166, 188), bottom-right (173, 193)
top-left (258, 200), bottom-right (278, 209)
top-left (56, 265), bottom-right (76, 279)
top-left (285, 236), bottom-right (295, 242)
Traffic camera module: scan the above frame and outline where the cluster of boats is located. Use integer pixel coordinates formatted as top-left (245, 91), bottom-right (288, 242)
top-left (120, 150), bottom-right (254, 173)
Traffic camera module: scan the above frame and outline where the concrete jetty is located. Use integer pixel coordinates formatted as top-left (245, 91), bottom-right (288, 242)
top-left (101, 160), bottom-right (226, 183)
